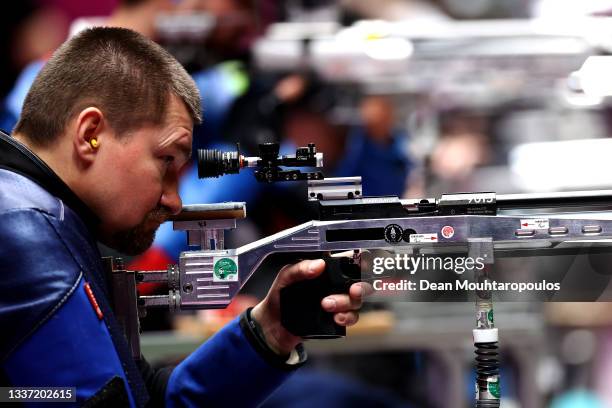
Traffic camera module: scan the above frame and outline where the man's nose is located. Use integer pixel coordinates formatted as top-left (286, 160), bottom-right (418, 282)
top-left (160, 183), bottom-right (182, 215)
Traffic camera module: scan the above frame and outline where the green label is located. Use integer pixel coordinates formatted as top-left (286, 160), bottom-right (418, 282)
top-left (487, 309), bottom-right (494, 324)
top-left (213, 257), bottom-right (238, 281)
top-left (488, 378), bottom-right (500, 399)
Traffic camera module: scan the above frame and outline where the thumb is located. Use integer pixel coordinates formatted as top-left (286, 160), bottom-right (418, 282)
top-left (276, 259), bottom-right (325, 289)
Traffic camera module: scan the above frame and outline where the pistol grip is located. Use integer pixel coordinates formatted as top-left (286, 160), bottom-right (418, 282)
top-left (280, 256), bottom-right (360, 339)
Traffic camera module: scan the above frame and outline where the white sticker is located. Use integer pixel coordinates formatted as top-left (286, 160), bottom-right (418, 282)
top-left (520, 218), bottom-right (549, 230)
top-left (213, 256), bottom-right (239, 282)
top-left (409, 233), bottom-right (438, 243)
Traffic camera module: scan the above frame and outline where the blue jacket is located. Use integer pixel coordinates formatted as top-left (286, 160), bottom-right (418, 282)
top-left (0, 131), bottom-right (302, 407)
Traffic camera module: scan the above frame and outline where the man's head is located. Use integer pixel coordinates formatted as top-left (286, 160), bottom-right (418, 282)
top-left (13, 27), bottom-right (202, 255)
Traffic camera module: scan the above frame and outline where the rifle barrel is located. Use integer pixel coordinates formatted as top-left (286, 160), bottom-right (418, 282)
top-left (497, 190), bottom-right (612, 210)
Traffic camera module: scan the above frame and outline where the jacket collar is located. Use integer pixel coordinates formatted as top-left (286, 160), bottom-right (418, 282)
top-left (0, 130), bottom-right (99, 232)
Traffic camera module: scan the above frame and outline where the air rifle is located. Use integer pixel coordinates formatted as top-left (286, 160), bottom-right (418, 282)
top-left (109, 142), bottom-right (612, 408)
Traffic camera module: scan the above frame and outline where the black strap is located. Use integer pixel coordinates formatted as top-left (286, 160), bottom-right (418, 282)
top-left (239, 308), bottom-right (307, 371)
top-left (136, 357), bottom-right (174, 408)
top-left (83, 376), bottom-right (129, 407)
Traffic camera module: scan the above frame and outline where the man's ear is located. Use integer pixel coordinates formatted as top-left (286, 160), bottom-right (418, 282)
top-left (73, 107), bottom-right (106, 164)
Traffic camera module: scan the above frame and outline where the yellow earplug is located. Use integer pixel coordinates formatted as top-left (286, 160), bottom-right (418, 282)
top-left (90, 139), bottom-right (99, 148)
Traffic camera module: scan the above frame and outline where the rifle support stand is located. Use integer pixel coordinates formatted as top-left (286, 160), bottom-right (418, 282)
top-left (469, 238), bottom-right (500, 407)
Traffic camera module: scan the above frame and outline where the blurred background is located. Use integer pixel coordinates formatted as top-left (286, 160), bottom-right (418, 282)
top-left (7, 0), bottom-right (612, 406)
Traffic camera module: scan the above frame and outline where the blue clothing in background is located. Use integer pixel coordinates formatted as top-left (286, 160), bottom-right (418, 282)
top-left (335, 127), bottom-right (412, 197)
top-left (0, 60), bottom-right (45, 132)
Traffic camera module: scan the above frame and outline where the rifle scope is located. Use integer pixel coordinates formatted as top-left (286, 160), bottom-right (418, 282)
top-left (197, 142), bottom-right (324, 182)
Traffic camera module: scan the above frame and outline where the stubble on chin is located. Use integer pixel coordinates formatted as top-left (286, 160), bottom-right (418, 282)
top-left (102, 206), bottom-right (172, 256)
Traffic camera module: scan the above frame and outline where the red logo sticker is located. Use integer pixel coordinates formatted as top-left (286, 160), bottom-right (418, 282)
top-left (84, 282), bottom-right (104, 320)
top-left (441, 225), bottom-right (455, 239)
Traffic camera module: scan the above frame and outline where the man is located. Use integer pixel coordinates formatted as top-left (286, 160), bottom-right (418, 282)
top-left (0, 27), bottom-right (364, 406)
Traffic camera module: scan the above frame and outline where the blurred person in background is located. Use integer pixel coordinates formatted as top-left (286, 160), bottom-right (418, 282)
top-left (335, 95), bottom-right (413, 197)
top-left (422, 110), bottom-right (493, 195)
top-left (0, 0), bottom-right (73, 130)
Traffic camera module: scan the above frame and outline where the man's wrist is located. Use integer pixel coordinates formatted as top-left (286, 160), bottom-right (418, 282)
top-left (239, 308), bottom-right (307, 370)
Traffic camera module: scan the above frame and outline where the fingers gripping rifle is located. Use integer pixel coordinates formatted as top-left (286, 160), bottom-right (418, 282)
top-left (110, 142), bottom-right (612, 408)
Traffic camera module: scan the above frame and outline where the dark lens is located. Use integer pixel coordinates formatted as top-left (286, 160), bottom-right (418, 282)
top-left (197, 149), bottom-right (240, 178)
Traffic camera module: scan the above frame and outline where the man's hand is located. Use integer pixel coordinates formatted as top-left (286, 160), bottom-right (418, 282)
top-left (251, 259), bottom-right (368, 356)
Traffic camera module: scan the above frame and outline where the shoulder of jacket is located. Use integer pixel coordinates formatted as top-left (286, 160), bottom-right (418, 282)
top-left (0, 169), bottom-right (63, 218)
top-left (0, 207), bottom-right (83, 361)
